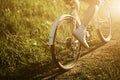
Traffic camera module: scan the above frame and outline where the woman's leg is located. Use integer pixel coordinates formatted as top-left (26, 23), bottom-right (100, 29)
top-left (73, 0), bottom-right (101, 48)
top-left (81, 1), bottom-right (100, 27)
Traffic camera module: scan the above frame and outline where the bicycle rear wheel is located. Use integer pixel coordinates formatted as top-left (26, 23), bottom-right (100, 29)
top-left (96, 1), bottom-right (112, 42)
top-left (51, 15), bottom-right (81, 70)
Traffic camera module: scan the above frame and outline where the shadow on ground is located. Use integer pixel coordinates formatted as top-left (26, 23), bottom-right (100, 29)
top-left (34, 42), bottom-right (106, 80)
top-left (81, 42), bottom-right (106, 57)
top-left (0, 42), bottom-right (106, 80)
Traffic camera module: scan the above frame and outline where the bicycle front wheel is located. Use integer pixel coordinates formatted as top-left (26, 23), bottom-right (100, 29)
top-left (96, 1), bottom-right (112, 42)
top-left (51, 15), bottom-right (81, 70)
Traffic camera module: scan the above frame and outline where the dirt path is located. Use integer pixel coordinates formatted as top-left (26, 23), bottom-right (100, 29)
top-left (40, 23), bottom-right (120, 80)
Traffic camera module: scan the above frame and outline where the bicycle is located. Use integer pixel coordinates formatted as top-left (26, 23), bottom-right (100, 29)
top-left (49, 0), bottom-right (112, 70)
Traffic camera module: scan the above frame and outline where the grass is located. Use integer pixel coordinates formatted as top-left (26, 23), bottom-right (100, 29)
top-left (60, 40), bottom-right (120, 80)
top-left (0, 0), bottom-right (67, 79)
top-left (0, 0), bottom-right (120, 80)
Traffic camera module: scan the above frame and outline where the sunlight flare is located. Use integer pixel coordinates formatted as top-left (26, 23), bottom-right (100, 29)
top-left (111, 0), bottom-right (120, 12)
top-left (111, 0), bottom-right (120, 21)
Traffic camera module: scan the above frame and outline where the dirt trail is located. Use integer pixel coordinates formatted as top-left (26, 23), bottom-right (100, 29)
top-left (41, 23), bottom-right (120, 80)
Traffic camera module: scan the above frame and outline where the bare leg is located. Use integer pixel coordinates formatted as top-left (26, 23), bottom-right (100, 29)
top-left (81, 4), bottom-right (99, 27)
top-left (73, 1), bottom-right (100, 48)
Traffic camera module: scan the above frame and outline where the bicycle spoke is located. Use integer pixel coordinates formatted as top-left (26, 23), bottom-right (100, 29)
top-left (51, 16), bottom-right (81, 70)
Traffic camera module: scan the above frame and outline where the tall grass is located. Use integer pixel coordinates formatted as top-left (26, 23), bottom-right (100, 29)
top-left (1, 0), bottom-right (119, 79)
top-left (0, 0), bottom-right (69, 78)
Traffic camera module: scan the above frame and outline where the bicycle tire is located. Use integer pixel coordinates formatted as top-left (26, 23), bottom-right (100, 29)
top-left (51, 15), bottom-right (81, 70)
top-left (96, 1), bottom-right (112, 42)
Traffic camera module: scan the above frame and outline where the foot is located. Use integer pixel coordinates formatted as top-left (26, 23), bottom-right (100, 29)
top-left (73, 25), bottom-right (89, 48)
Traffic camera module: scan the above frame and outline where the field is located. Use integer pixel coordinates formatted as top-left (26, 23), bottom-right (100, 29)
top-left (0, 0), bottom-right (120, 80)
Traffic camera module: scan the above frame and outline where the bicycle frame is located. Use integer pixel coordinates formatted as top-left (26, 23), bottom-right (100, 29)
top-left (49, 0), bottom-right (111, 45)
top-left (49, 0), bottom-right (80, 46)
top-left (48, 0), bottom-right (111, 70)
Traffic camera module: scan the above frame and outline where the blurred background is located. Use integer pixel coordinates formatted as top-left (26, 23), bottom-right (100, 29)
top-left (111, 0), bottom-right (120, 23)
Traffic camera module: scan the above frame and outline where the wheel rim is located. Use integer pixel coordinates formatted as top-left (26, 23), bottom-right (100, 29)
top-left (54, 17), bottom-right (81, 69)
top-left (97, 3), bottom-right (112, 42)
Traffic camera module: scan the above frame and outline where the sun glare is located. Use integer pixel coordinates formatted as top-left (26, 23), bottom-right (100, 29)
top-left (111, 1), bottom-right (120, 11)
top-left (111, 0), bottom-right (120, 21)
